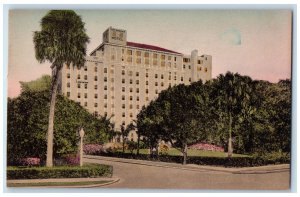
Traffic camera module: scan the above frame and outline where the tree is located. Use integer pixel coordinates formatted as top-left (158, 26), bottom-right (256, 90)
top-left (209, 72), bottom-right (253, 157)
top-left (119, 123), bottom-right (135, 153)
top-left (33, 10), bottom-right (89, 167)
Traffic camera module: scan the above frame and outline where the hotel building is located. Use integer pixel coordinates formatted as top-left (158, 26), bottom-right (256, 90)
top-left (59, 27), bottom-right (212, 141)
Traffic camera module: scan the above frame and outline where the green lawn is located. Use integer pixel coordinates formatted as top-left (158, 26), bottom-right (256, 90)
top-left (7, 180), bottom-right (113, 187)
top-left (120, 148), bottom-right (249, 157)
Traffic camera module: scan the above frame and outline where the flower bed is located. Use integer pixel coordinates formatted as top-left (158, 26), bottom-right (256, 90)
top-left (189, 143), bottom-right (224, 152)
top-left (20, 157), bottom-right (41, 166)
top-left (83, 144), bottom-right (104, 155)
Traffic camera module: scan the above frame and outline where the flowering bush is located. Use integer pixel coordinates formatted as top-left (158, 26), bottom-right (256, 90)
top-left (83, 144), bottom-right (103, 155)
top-left (20, 157), bottom-right (41, 166)
top-left (189, 143), bottom-right (224, 152)
top-left (159, 144), bottom-right (170, 155)
top-left (65, 154), bottom-right (80, 165)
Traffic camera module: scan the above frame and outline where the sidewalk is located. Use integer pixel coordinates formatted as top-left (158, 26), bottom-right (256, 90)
top-left (84, 155), bottom-right (290, 174)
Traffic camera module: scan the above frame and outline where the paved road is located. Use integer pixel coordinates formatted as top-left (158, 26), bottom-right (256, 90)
top-left (84, 156), bottom-right (290, 190)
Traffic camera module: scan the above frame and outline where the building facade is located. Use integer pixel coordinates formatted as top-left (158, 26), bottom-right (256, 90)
top-left (59, 27), bottom-right (212, 142)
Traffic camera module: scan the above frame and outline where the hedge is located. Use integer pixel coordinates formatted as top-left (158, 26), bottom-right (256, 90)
top-left (97, 152), bottom-right (290, 167)
top-left (7, 163), bottom-right (112, 180)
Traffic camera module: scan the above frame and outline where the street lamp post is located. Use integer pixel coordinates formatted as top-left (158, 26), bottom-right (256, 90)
top-left (79, 127), bottom-right (85, 167)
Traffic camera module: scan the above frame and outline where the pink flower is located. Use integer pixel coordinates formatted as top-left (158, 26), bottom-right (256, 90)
top-left (20, 157), bottom-right (40, 166)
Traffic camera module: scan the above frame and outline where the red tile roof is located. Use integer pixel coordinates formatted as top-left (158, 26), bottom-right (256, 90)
top-left (127, 41), bottom-right (182, 55)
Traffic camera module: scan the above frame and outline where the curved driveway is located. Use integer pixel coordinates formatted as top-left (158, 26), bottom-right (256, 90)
top-left (84, 155), bottom-right (290, 190)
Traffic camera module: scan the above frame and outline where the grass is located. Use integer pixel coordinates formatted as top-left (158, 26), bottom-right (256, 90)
top-left (7, 180), bottom-right (113, 187)
top-left (120, 148), bottom-right (249, 157)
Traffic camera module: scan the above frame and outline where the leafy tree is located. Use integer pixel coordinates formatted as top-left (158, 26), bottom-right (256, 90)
top-left (7, 76), bottom-right (111, 166)
top-left (33, 10), bottom-right (90, 166)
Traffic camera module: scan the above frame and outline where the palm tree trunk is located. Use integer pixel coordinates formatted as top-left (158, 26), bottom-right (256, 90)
top-left (228, 112), bottom-right (233, 158)
top-left (137, 133), bottom-right (140, 155)
top-left (183, 143), bottom-right (188, 165)
top-left (46, 68), bottom-right (61, 167)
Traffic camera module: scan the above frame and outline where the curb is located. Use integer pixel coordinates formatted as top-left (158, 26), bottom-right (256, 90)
top-left (84, 155), bottom-right (290, 174)
top-left (7, 178), bottom-right (120, 188)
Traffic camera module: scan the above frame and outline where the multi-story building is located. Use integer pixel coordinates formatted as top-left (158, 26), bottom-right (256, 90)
top-left (59, 27), bottom-right (212, 142)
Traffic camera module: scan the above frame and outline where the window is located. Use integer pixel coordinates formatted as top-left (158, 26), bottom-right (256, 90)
top-left (130, 88), bottom-right (133, 92)
top-left (168, 56), bottom-right (172, 61)
top-left (94, 85), bottom-right (98, 90)
top-left (136, 80), bottom-right (139, 85)
top-left (94, 76), bottom-right (98, 81)
top-left (174, 57), bottom-right (177, 61)
top-left (144, 52), bottom-right (149, 57)
top-left (136, 72), bottom-right (139, 77)
top-left (122, 79), bottom-right (125, 84)
top-left (94, 94), bottom-right (98, 99)
top-left (67, 92), bottom-right (70, 97)
top-left (122, 112), bottom-right (125, 117)
top-left (183, 58), bottom-right (190, 63)
top-left (136, 51), bottom-right (141, 56)
top-left (84, 93), bottom-right (87, 98)
top-left (122, 104), bottom-right (125, 109)
top-left (84, 66), bottom-right (87, 71)
top-left (153, 53), bottom-right (158, 59)
top-left (197, 66), bottom-right (202, 71)
top-left (183, 65), bottom-right (186, 69)
top-left (104, 103), bottom-right (107, 108)
top-left (77, 83), bottom-right (81, 88)
top-left (161, 55), bottom-right (165, 60)
top-left (137, 96), bottom-right (139, 101)
top-left (67, 73), bottom-right (70, 78)
top-left (189, 78), bottom-right (191, 82)
top-left (181, 77), bottom-right (183, 82)
top-left (104, 68), bottom-right (107, 73)
top-left (161, 74), bottom-right (164, 79)
top-left (94, 111), bottom-right (98, 117)
top-left (104, 112), bottom-right (107, 116)
top-left (198, 60), bottom-right (203, 64)
top-left (130, 104), bottom-right (133, 109)
top-left (94, 103), bottom-right (98, 107)
top-left (130, 79), bottom-right (133, 84)
top-left (127, 50), bottom-right (132, 55)
top-left (174, 76), bottom-right (177, 80)
top-left (130, 113), bottom-right (133, 118)
top-left (84, 75), bottom-right (87, 80)
top-left (77, 74), bottom-right (81, 79)
top-left (78, 93), bottom-right (81, 98)
top-left (122, 87), bottom-right (125, 92)
top-left (136, 58), bottom-right (141, 64)
top-left (127, 57), bottom-right (132, 63)
top-left (169, 75), bottom-right (171, 80)
top-left (130, 96), bottom-right (133, 101)
top-left (205, 68), bottom-right (208, 72)
top-left (137, 105), bottom-right (140, 109)
top-left (155, 74), bottom-right (158, 78)
top-left (161, 82), bottom-right (164, 87)
top-left (104, 77), bottom-right (107, 82)
top-left (122, 70), bottom-right (125, 75)
top-left (122, 95), bottom-right (125, 100)
top-left (146, 73), bottom-right (148, 77)
top-left (161, 61), bottom-right (165, 67)
top-left (146, 89), bottom-right (149, 94)
top-left (128, 71), bottom-right (133, 76)
top-left (84, 102), bottom-right (87, 107)
top-left (189, 65), bottom-right (191, 69)
top-left (155, 82), bottom-right (158, 86)
top-left (67, 82), bottom-right (70, 88)
top-left (94, 67), bottom-right (97, 72)
top-left (155, 90), bottom-right (158, 94)
top-left (84, 84), bottom-right (88, 89)
top-left (136, 88), bottom-right (139, 93)
top-left (104, 85), bottom-right (107, 90)
top-left (104, 94), bottom-right (107, 99)
top-left (146, 97), bottom-right (149, 101)
top-left (146, 81), bottom-right (149, 85)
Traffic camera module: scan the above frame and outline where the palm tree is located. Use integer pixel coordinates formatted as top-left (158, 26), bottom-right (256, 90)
top-left (33, 10), bottom-right (89, 167)
top-left (120, 123), bottom-right (135, 153)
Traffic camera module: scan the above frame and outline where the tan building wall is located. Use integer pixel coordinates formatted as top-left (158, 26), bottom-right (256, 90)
top-left (59, 27), bottom-right (212, 142)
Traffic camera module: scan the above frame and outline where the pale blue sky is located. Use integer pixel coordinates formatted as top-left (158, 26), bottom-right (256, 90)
top-left (8, 10), bottom-right (292, 97)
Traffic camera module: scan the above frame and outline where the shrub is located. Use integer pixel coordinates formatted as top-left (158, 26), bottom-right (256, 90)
top-left (98, 152), bottom-right (290, 167)
top-left (159, 144), bottom-right (169, 155)
top-left (20, 157), bottom-right (41, 166)
top-left (84, 144), bottom-right (103, 155)
top-left (65, 154), bottom-right (80, 165)
top-left (7, 164), bottom-right (112, 180)
top-left (127, 141), bottom-right (137, 154)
